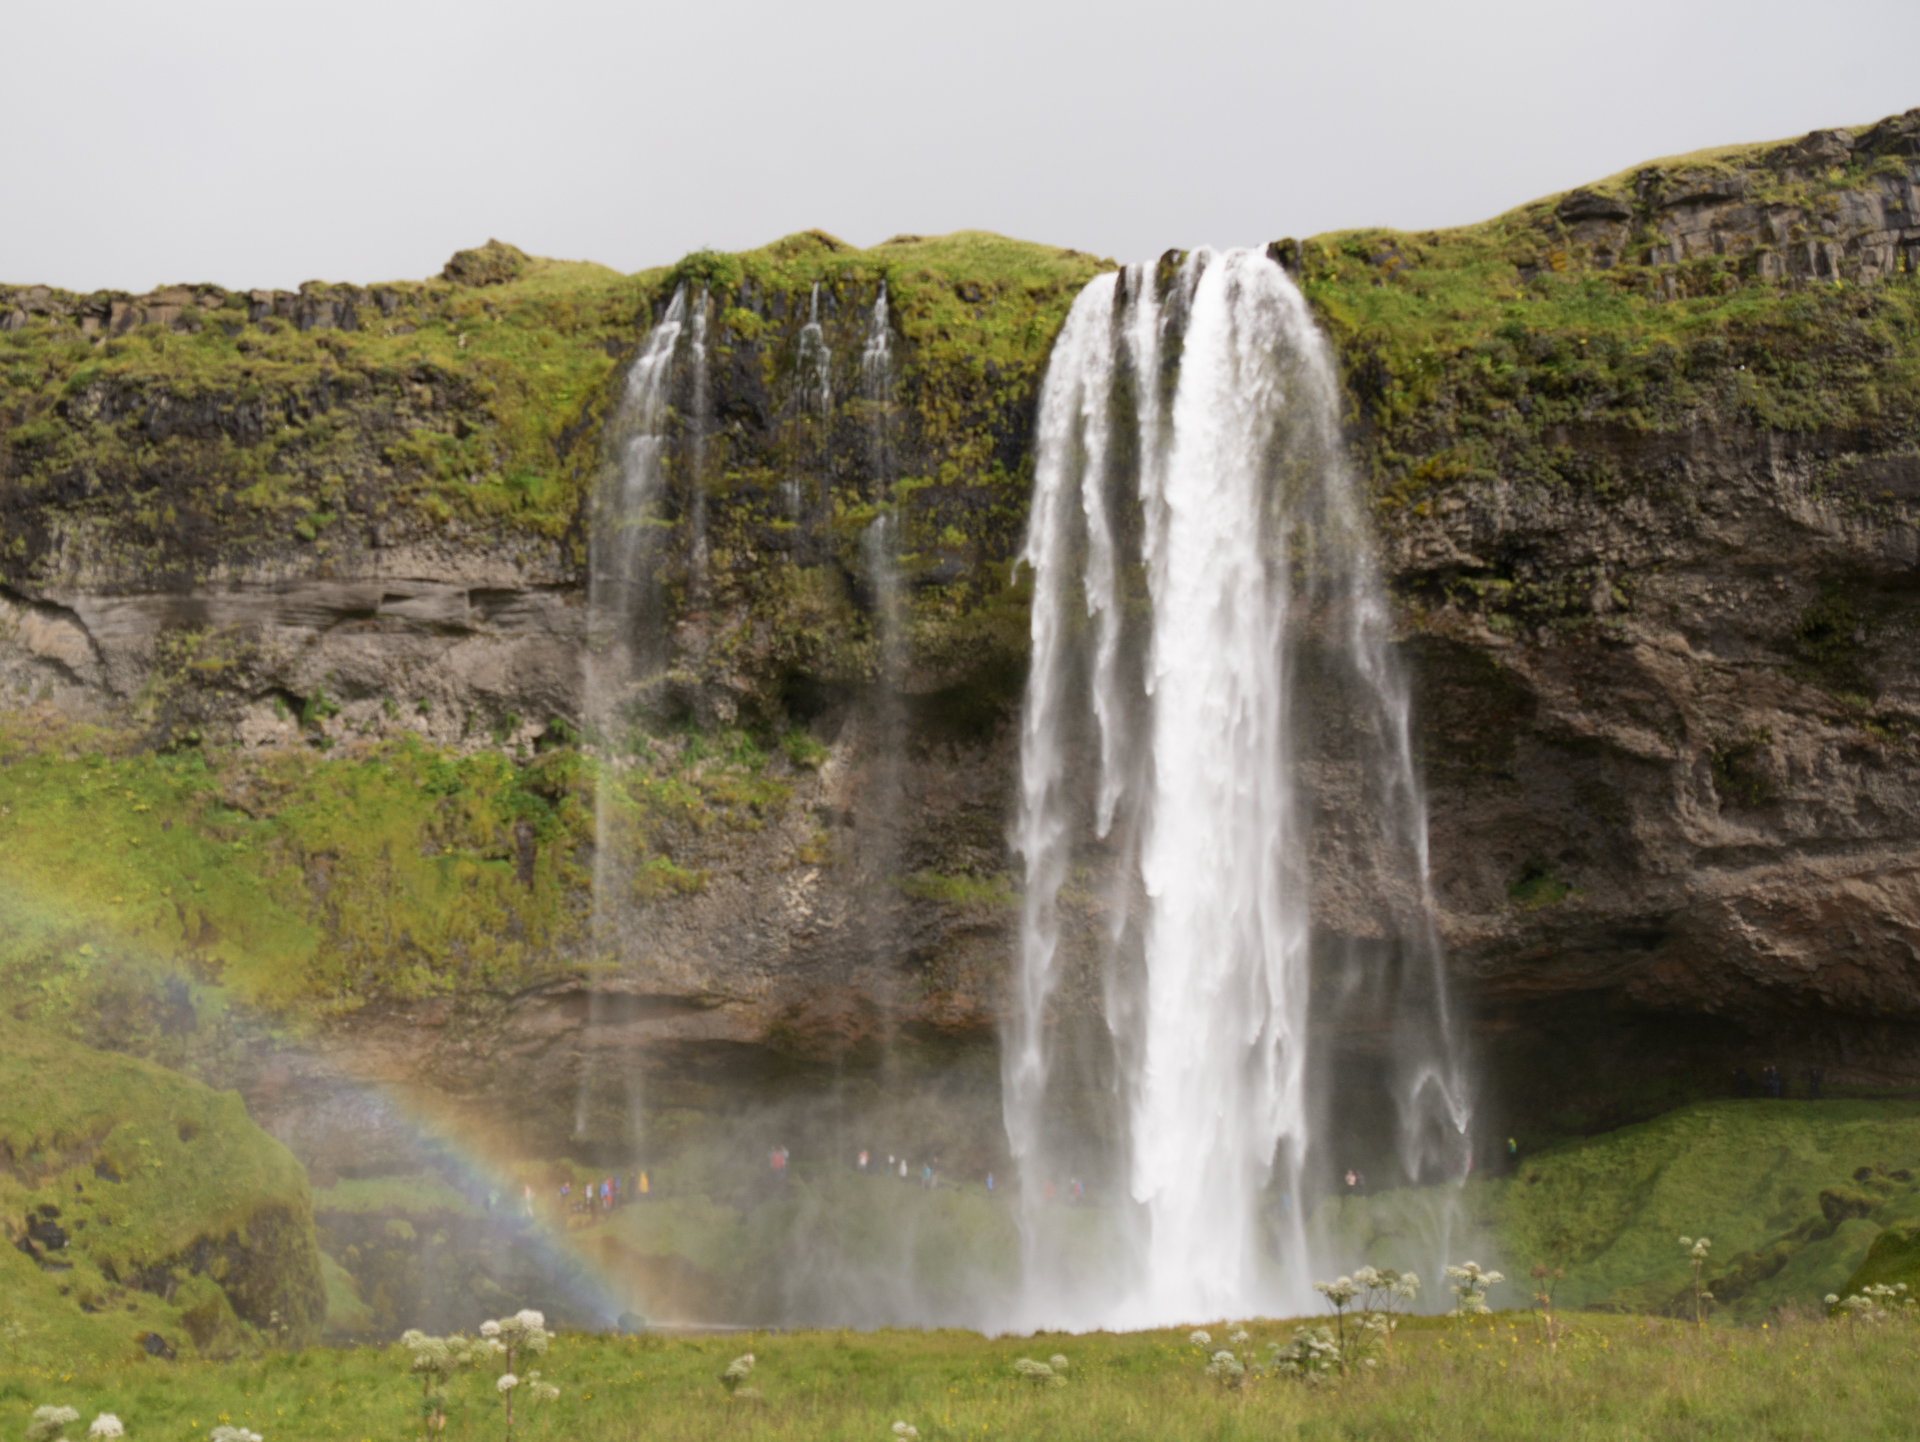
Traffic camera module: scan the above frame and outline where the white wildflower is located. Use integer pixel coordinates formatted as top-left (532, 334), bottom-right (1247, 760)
top-left (513, 1309), bottom-right (546, 1330)
top-left (1048, 1354), bottom-right (1069, 1370)
top-left (87, 1417), bottom-right (123, 1441)
top-left (1314, 1275), bottom-right (1361, 1308)
top-left (209, 1430), bottom-right (261, 1442)
top-left (480, 1319), bottom-right (502, 1337)
top-left (892, 1425), bottom-right (920, 1441)
top-left (497, 1373), bottom-right (519, 1393)
top-left (1188, 1329), bottom-right (1211, 1346)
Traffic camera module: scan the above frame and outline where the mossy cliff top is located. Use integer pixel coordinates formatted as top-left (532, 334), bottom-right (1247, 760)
top-left (0, 1019), bottom-right (323, 1366)
top-left (1288, 107), bottom-right (1920, 526)
top-left (0, 230), bottom-right (1106, 588)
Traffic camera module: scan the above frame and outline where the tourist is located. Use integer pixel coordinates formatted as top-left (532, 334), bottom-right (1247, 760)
top-left (1344, 1169), bottom-right (1358, 1192)
top-left (921, 1162), bottom-right (933, 1190)
top-left (1806, 1066), bottom-right (1825, 1099)
top-left (986, 1171), bottom-right (994, 1193)
top-left (899, 1157), bottom-right (908, 1180)
top-left (858, 1149), bottom-right (870, 1172)
top-left (522, 1184), bottom-right (534, 1218)
top-left (639, 1170), bottom-right (650, 1198)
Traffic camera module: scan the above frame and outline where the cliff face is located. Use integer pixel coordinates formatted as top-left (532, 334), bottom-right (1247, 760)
top-left (3, 117), bottom-right (1920, 1174)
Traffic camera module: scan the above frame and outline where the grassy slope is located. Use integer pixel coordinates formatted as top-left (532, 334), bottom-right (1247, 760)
top-left (0, 712), bottom-right (809, 1033)
top-left (1, 1310), bottom-right (1916, 1441)
top-left (1319, 1100), bottom-right (1920, 1322)
top-left (0, 1020), bottom-right (322, 1365)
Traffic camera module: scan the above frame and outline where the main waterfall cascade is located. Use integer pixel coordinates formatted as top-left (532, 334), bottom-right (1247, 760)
top-left (1006, 249), bottom-right (1471, 1326)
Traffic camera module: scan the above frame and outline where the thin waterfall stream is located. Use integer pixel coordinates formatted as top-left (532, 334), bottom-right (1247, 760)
top-left (578, 285), bottom-right (694, 1145)
top-left (1005, 249), bottom-right (1470, 1326)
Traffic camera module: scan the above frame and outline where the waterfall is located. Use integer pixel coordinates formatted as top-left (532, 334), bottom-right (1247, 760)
top-left (860, 280), bottom-right (902, 683)
top-left (578, 285), bottom-right (689, 1142)
top-left (794, 282), bottom-right (833, 530)
top-left (588, 285), bottom-right (686, 690)
top-left (861, 280), bottom-right (894, 482)
top-left (1005, 250), bottom-right (1469, 1326)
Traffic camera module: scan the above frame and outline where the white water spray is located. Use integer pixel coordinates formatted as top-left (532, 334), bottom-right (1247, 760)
top-left (1006, 250), bottom-right (1469, 1326)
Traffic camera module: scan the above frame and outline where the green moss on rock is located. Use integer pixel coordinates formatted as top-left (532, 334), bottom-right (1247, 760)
top-left (0, 1020), bottom-right (323, 1365)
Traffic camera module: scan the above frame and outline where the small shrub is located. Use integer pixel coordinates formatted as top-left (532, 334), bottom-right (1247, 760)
top-left (720, 1352), bottom-right (758, 1400)
top-left (780, 728), bottom-right (829, 769)
top-left (1012, 1356), bottom-right (1067, 1388)
top-left (1679, 1236), bottom-right (1713, 1325)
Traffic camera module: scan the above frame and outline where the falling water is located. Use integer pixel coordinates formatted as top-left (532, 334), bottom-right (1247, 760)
top-left (790, 282), bottom-right (833, 530)
top-left (1006, 250), bottom-right (1469, 1326)
top-left (860, 279), bottom-right (903, 682)
top-left (861, 280), bottom-right (894, 482)
top-left (579, 285), bottom-right (690, 1141)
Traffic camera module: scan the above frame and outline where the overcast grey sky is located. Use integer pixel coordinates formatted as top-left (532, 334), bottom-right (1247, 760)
top-left (6, 0), bottom-right (1917, 293)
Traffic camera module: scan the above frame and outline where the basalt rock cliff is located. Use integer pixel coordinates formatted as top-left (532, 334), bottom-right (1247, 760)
top-left (3, 113), bottom-right (1920, 1200)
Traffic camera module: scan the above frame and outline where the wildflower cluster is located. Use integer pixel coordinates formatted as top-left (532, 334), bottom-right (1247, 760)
top-left (1444, 1261), bottom-right (1504, 1318)
top-left (1825, 1282), bottom-right (1915, 1324)
top-left (209, 1429), bottom-right (263, 1442)
top-left (400, 1329), bottom-right (483, 1431)
top-left (1011, 1354), bottom-right (1069, 1387)
top-left (1351, 1266), bottom-right (1420, 1359)
top-left (480, 1311), bottom-right (553, 1373)
top-left (891, 1424), bottom-right (920, 1441)
top-left (1267, 1325), bottom-right (1343, 1383)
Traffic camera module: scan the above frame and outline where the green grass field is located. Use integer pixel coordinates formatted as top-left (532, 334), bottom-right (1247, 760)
top-left (5, 1308), bottom-right (1918, 1442)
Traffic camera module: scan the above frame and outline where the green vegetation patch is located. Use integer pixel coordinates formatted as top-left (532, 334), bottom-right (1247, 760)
top-left (0, 1021), bottom-right (322, 1366)
top-left (1320, 1099), bottom-right (1920, 1323)
top-left (4, 1306), bottom-right (1920, 1441)
top-left (0, 715), bottom-right (811, 1033)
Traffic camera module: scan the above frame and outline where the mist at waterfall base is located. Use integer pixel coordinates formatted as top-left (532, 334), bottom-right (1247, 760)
top-left (567, 257), bottom-right (1470, 1334)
